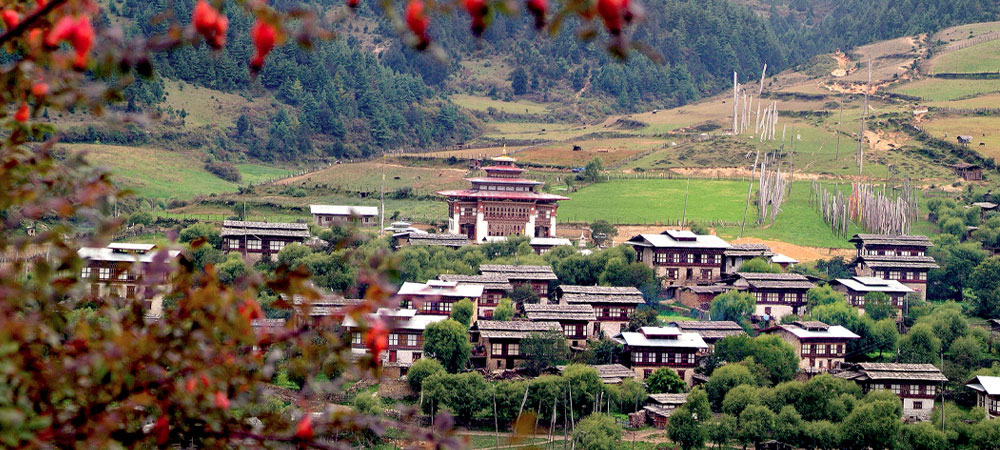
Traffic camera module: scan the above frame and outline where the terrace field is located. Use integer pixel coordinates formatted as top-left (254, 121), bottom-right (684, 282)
top-left (931, 39), bottom-right (1000, 74)
top-left (450, 94), bottom-right (552, 115)
top-left (516, 138), bottom-right (666, 168)
top-left (890, 78), bottom-right (1000, 101)
top-left (920, 116), bottom-right (1000, 160)
top-left (274, 161), bottom-right (469, 195)
top-left (62, 143), bottom-right (295, 199)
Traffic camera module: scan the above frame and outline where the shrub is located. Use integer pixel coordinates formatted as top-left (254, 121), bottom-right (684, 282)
top-left (205, 161), bottom-right (242, 182)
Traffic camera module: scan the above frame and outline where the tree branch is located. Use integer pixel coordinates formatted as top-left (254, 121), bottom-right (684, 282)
top-left (0, 0), bottom-right (71, 47)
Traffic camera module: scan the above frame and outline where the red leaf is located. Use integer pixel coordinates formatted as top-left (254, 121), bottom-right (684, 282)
top-left (153, 415), bottom-right (169, 445)
top-left (295, 414), bottom-right (314, 440)
top-left (14, 102), bottom-right (29, 123)
top-left (214, 391), bottom-right (230, 410)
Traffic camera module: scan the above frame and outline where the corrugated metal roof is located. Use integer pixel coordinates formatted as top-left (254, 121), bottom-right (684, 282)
top-left (833, 277), bottom-right (914, 293)
top-left (768, 323), bottom-right (860, 340)
top-left (309, 205), bottom-right (379, 216)
top-left (966, 375), bottom-right (1000, 396)
top-left (626, 232), bottom-right (732, 250)
top-left (612, 328), bottom-right (708, 349)
top-left (79, 246), bottom-right (181, 263)
top-left (398, 281), bottom-right (484, 298)
top-left (530, 237), bottom-right (572, 247)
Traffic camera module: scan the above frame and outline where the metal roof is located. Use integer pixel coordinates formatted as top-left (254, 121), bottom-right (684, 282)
top-left (309, 205), bottom-right (379, 216)
top-left (626, 232), bottom-right (732, 250)
top-left (397, 281), bottom-right (484, 298)
top-left (765, 322), bottom-right (860, 340)
top-left (530, 237), bottom-right (572, 247)
top-left (79, 246), bottom-right (181, 263)
top-left (612, 327), bottom-right (708, 349)
top-left (833, 277), bottom-right (914, 293)
top-left (966, 376), bottom-right (1000, 396)
top-left (466, 177), bottom-right (543, 185)
top-left (342, 308), bottom-right (447, 331)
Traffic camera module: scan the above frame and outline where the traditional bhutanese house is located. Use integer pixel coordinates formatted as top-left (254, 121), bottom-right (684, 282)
top-left (849, 234), bottom-right (938, 300)
top-left (554, 364), bottom-right (641, 384)
top-left (644, 393), bottom-right (689, 429)
top-left (479, 264), bottom-right (558, 301)
top-left (438, 157), bottom-right (569, 241)
top-left (990, 319), bottom-right (1000, 339)
top-left (612, 326), bottom-right (708, 384)
top-left (343, 308), bottom-right (446, 377)
top-left (675, 284), bottom-right (733, 310)
top-left (731, 272), bottom-right (814, 322)
top-left (559, 285), bottom-right (645, 336)
top-left (835, 363), bottom-right (946, 421)
top-left (438, 274), bottom-right (513, 319)
top-left (470, 320), bottom-right (561, 370)
top-left (78, 243), bottom-right (182, 317)
top-left (523, 304), bottom-right (597, 348)
top-left (404, 233), bottom-right (470, 248)
top-left (723, 243), bottom-right (774, 275)
top-left (762, 321), bottom-right (859, 374)
top-left (530, 237), bottom-right (572, 255)
top-left (221, 220), bottom-right (310, 261)
top-left (309, 205), bottom-right (378, 228)
top-left (831, 276), bottom-right (914, 319)
top-left (952, 162), bottom-right (983, 181)
top-left (626, 230), bottom-right (731, 289)
top-left (398, 280), bottom-right (483, 317)
top-left (965, 375), bottom-right (1000, 419)
top-left (668, 320), bottom-right (746, 353)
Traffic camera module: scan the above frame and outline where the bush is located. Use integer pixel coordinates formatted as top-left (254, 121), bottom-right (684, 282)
top-left (575, 414), bottom-right (622, 450)
top-left (205, 161), bottom-right (242, 182)
top-left (128, 210), bottom-right (154, 227)
top-left (407, 358), bottom-right (445, 393)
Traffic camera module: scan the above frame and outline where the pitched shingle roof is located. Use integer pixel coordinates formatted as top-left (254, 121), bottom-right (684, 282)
top-left (474, 320), bottom-right (561, 339)
top-left (670, 321), bottom-right (746, 340)
top-left (836, 363), bottom-right (947, 382)
top-left (849, 234), bottom-right (933, 247)
top-left (734, 272), bottom-right (815, 290)
top-left (556, 364), bottom-right (639, 384)
top-left (724, 243), bottom-right (774, 258)
top-left (560, 285), bottom-right (645, 305)
top-left (438, 274), bottom-right (513, 291)
top-left (856, 255), bottom-right (940, 269)
top-left (524, 304), bottom-right (596, 321)
top-left (648, 393), bottom-right (689, 405)
top-left (479, 264), bottom-right (558, 281)
top-left (407, 233), bottom-right (470, 247)
top-left (221, 220), bottom-right (310, 238)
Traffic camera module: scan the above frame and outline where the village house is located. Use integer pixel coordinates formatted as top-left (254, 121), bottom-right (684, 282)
top-left (437, 274), bottom-right (512, 319)
top-left (668, 320), bottom-right (746, 353)
top-left (397, 280), bottom-right (484, 317)
top-left (762, 321), bottom-right (859, 373)
top-left (835, 363), bottom-right (947, 421)
top-left (78, 243), bottom-right (181, 317)
top-left (479, 264), bottom-right (558, 301)
top-left (675, 284), bottom-right (732, 310)
top-left (287, 292), bottom-right (364, 327)
top-left (558, 285), bottom-right (645, 336)
top-left (771, 253), bottom-right (799, 269)
top-left (554, 364), bottom-right (640, 384)
top-left (849, 234), bottom-right (939, 300)
top-left (626, 230), bottom-right (731, 289)
top-left (221, 220), bottom-right (310, 261)
top-left (831, 276), bottom-right (915, 319)
top-left (470, 320), bottom-right (561, 370)
top-left (343, 308), bottom-right (446, 377)
top-left (965, 375), bottom-right (1000, 419)
top-left (952, 162), bottom-right (983, 181)
top-left (612, 326), bottom-right (708, 384)
top-left (529, 237), bottom-right (573, 255)
top-left (438, 157), bottom-right (569, 241)
top-left (644, 393), bottom-right (689, 429)
top-left (723, 243), bottom-right (774, 275)
top-left (523, 303), bottom-right (597, 348)
top-left (731, 272), bottom-right (815, 321)
top-left (309, 205), bottom-right (379, 228)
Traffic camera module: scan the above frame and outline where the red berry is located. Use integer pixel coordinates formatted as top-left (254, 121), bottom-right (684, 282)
top-left (404, 0), bottom-right (429, 49)
top-left (185, 377), bottom-right (197, 393)
top-left (14, 102), bottom-right (29, 123)
top-left (70, 16), bottom-right (94, 69)
top-left (45, 16), bottom-right (76, 47)
top-left (31, 82), bottom-right (49, 97)
top-left (347, 0), bottom-right (360, 8)
top-left (295, 415), bottom-right (314, 440)
top-left (1, 10), bottom-right (20, 29)
top-left (463, 0), bottom-right (487, 36)
top-left (214, 391), bottom-right (230, 410)
top-left (249, 20), bottom-right (277, 72)
top-left (526, 0), bottom-right (547, 29)
top-left (153, 415), bottom-right (169, 445)
top-left (193, 1), bottom-right (227, 49)
top-left (364, 319), bottom-right (389, 362)
top-left (596, 0), bottom-right (624, 35)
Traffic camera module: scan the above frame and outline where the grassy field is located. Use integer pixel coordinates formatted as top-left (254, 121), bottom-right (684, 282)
top-left (920, 116), bottom-right (1000, 159)
top-left (926, 92), bottom-right (1000, 109)
top-left (931, 39), bottom-right (1000, 73)
top-left (451, 94), bottom-right (552, 115)
top-left (63, 143), bottom-right (295, 199)
top-left (560, 179), bottom-right (884, 248)
top-left (161, 80), bottom-right (271, 129)
top-left (890, 78), bottom-right (1000, 101)
top-left (516, 138), bottom-right (666, 168)
top-left (483, 122), bottom-right (599, 142)
top-left (275, 161), bottom-right (469, 195)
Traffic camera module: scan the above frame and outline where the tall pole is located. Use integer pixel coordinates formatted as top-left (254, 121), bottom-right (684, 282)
top-left (836, 96), bottom-right (844, 159)
top-left (733, 72), bottom-right (739, 135)
top-left (682, 178), bottom-right (690, 226)
top-left (859, 54), bottom-right (871, 176)
top-left (494, 390), bottom-right (500, 449)
top-left (380, 150), bottom-right (386, 235)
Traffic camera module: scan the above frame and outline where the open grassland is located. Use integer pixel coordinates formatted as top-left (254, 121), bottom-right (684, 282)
top-left (516, 138), bottom-right (666, 167)
top-left (926, 92), bottom-right (1000, 109)
top-left (483, 122), bottom-right (598, 141)
top-left (931, 39), bottom-right (1000, 73)
top-left (559, 179), bottom-right (935, 248)
top-left (419, 145), bottom-right (529, 159)
top-left (932, 21), bottom-right (1000, 44)
top-left (451, 94), bottom-right (552, 115)
top-left (920, 116), bottom-right (1000, 159)
top-left (62, 143), bottom-right (294, 199)
top-left (890, 78), bottom-right (1000, 101)
top-left (161, 80), bottom-right (271, 129)
top-left (274, 161), bottom-right (469, 195)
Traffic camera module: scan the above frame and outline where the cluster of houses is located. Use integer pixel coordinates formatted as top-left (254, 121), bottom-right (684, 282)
top-left (75, 158), bottom-right (987, 426)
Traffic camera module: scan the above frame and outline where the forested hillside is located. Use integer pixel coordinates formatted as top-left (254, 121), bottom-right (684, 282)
top-left (106, 0), bottom-right (999, 161)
